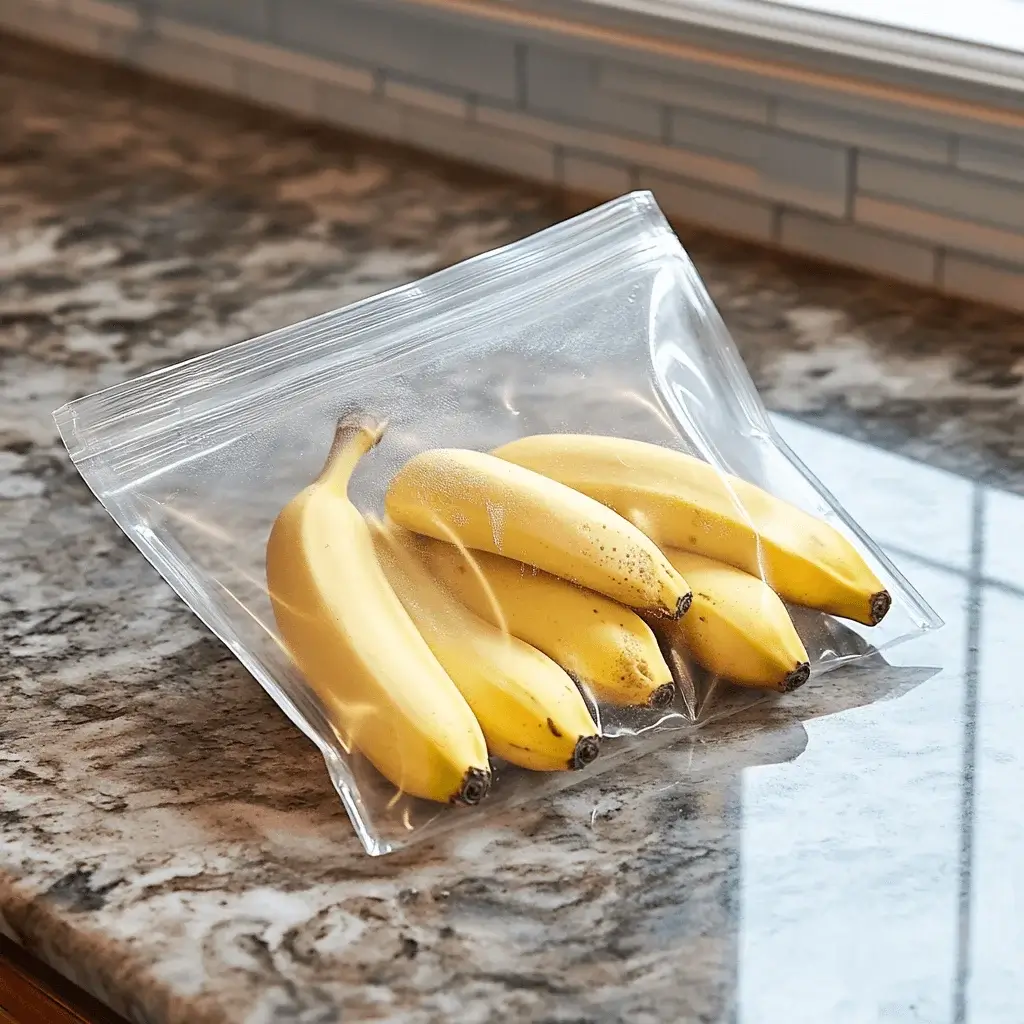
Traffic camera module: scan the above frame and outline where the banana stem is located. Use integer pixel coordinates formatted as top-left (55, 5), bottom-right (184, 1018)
top-left (318, 412), bottom-right (387, 492)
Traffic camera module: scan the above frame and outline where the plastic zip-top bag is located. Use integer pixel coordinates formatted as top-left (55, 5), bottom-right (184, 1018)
top-left (53, 192), bottom-right (941, 855)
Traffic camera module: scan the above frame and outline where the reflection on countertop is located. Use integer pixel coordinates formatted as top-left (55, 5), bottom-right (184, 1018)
top-left (1, 36), bottom-right (1022, 1024)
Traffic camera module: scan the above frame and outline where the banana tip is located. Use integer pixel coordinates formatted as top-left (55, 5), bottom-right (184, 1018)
top-left (452, 766), bottom-right (491, 806)
top-left (648, 683), bottom-right (677, 710)
top-left (870, 590), bottom-right (892, 625)
top-left (571, 735), bottom-right (601, 770)
top-left (335, 410), bottom-right (387, 449)
top-left (782, 662), bottom-right (811, 693)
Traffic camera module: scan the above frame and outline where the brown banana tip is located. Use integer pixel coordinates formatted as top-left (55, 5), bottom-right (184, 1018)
top-left (674, 592), bottom-right (693, 619)
top-left (648, 683), bottom-right (677, 710)
top-left (452, 766), bottom-right (491, 806)
top-left (870, 590), bottom-right (892, 625)
top-left (335, 410), bottom-right (387, 449)
top-left (571, 735), bottom-right (601, 770)
top-left (782, 662), bottom-right (811, 693)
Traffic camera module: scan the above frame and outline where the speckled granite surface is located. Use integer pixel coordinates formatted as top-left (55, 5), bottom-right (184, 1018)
top-left (2, 37), bottom-right (1023, 1024)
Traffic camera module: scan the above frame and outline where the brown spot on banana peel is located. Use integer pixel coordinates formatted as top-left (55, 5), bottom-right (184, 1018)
top-left (570, 735), bottom-right (601, 770)
top-left (451, 766), bottom-right (491, 806)
top-left (870, 590), bottom-right (892, 625)
top-left (547, 717), bottom-right (563, 738)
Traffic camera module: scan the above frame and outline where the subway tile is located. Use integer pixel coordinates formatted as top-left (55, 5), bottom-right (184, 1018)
top-left (562, 152), bottom-right (634, 197)
top-left (855, 196), bottom-right (1024, 265)
top-left (403, 110), bottom-right (557, 184)
top-left (956, 135), bottom-right (1024, 185)
top-left (157, 19), bottom-right (375, 93)
top-left (600, 62), bottom-right (769, 124)
top-left (67, 0), bottom-right (138, 29)
top-left (278, 0), bottom-right (517, 101)
top-left (317, 84), bottom-right (406, 143)
top-left (131, 35), bottom-right (238, 94)
top-left (238, 63), bottom-right (318, 119)
top-left (779, 210), bottom-right (938, 285)
top-left (155, 0), bottom-right (271, 38)
top-left (671, 110), bottom-right (848, 216)
top-left (776, 99), bottom-right (951, 164)
top-left (942, 253), bottom-right (1024, 312)
top-left (526, 45), bottom-right (663, 140)
top-left (382, 79), bottom-right (470, 120)
top-left (859, 154), bottom-right (1024, 232)
top-left (478, 104), bottom-right (844, 215)
top-left (638, 170), bottom-right (775, 243)
top-left (0, 2), bottom-right (106, 53)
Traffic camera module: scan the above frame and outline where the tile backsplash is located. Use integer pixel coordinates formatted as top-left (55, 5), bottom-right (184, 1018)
top-left (4, 0), bottom-right (1022, 312)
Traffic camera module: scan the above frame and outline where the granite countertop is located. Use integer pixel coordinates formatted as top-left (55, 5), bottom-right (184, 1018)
top-left (2, 36), bottom-right (1023, 1024)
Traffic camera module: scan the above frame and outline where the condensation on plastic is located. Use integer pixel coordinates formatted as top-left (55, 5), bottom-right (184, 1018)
top-left (53, 192), bottom-right (942, 856)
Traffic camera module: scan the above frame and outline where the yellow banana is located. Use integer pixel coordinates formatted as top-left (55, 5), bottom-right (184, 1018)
top-left (265, 414), bottom-right (491, 805)
top-left (384, 448), bottom-right (691, 619)
top-left (493, 434), bottom-right (890, 626)
top-left (367, 519), bottom-right (601, 772)
top-left (655, 549), bottom-right (810, 692)
top-left (422, 538), bottom-right (676, 709)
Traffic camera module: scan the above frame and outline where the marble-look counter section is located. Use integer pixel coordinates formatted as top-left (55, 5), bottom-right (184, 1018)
top-left (2, 36), bottom-right (1023, 1024)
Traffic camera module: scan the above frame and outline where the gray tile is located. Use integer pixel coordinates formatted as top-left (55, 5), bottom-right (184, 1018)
top-left (157, 0), bottom-right (271, 38)
top-left (776, 99), bottom-right (951, 164)
top-left (316, 84), bottom-right (406, 143)
top-left (859, 154), bottom-right (1024, 232)
top-left (68, 0), bottom-right (138, 27)
top-left (779, 210), bottom-right (938, 285)
top-left (600, 61), bottom-right (769, 124)
top-left (526, 45), bottom-right (663, 140)
top-left (956, 136), bottom-right (1024, 185)
top-left (279, 0), bottom-right (517, 101)
top-left (382, 78), bottom-right (470, 120)
top-left (638, 170), bottom-right (775, 243)
top-left (238, 63), bottom-right (318, 119)
top-left (132, 36), bottom-right (238, 93)
top-left (670, 110), bottom-right (849, 216)
top-left (942, 253), bottom-right (1024, 312)
top-left (856, 195), bottom-right (1024, 265)
top-left (403, 110), bottom-right (557, 184)
top-left (562, 152), bottom-right (634, 197)
top-left (0, 1), bottom-right (107, 53)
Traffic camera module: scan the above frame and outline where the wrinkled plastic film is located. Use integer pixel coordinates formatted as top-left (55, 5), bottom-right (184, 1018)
top-left (54, 192), bottom-right (942, 855)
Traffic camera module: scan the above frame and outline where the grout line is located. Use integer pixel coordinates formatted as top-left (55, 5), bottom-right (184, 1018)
top-left (660, 103), bottom-right (671, 145)
top-left (948, 134), bottom-right (960, 167)
top-left (935, 246), bottom-right (948, 289)
top-left (952, 483), bottom-right (985, 1024)
top-left (770, 205), bottom-right (783, 243)
top-left (514, 41), bottom-right (527, 109)
top-left (844, 147), bottom-right (858, 220)
top-left (765, 95), bottom-right (778, 127)
top-left (553, 143), bottom-right (565, 186)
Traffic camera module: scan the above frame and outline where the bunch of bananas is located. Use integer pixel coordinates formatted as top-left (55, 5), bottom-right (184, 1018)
top-left (265, 414), bottom-right (890, 806)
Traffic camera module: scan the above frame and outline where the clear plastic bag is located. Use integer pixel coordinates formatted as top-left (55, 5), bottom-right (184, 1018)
top-left (53, 192), bottom-right (942, 855)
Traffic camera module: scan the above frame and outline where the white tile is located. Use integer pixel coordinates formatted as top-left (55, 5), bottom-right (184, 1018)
top-left (600, 61), bottom-right (770, 124)
top-left (943, 253), bottom-right (1024, 313)
top-left (856, 196), bottom-right (1024, 266)
top-left (278, 0), bottom-right (517, 101)
top-left (967, 582), bottom-right (1024, 1023)
top-left (66, 0), bottom-right (138, 29)
top-left (639, 170), bottom-right (775, 243)
top-left (526, 45), bottom-right (663, 140)
top-left (779, 210), bottom-right (938, 286)
top-left (562, 152), bottom-right (634, 197)
top-left (383, 79), bottom-right (470, 120)
top-left (860, 154), bottom-right (1024, 232)
top-left (0, 3), bottom-right (106, 53)
top-left (776, 99), bottom-right (951, 164)
top-left (956, 136), bottom-right (1024, 185)
top-left (238, 63), bottom-right (318, 119)
top-left (983, 488), bottom-right (1024, 591)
